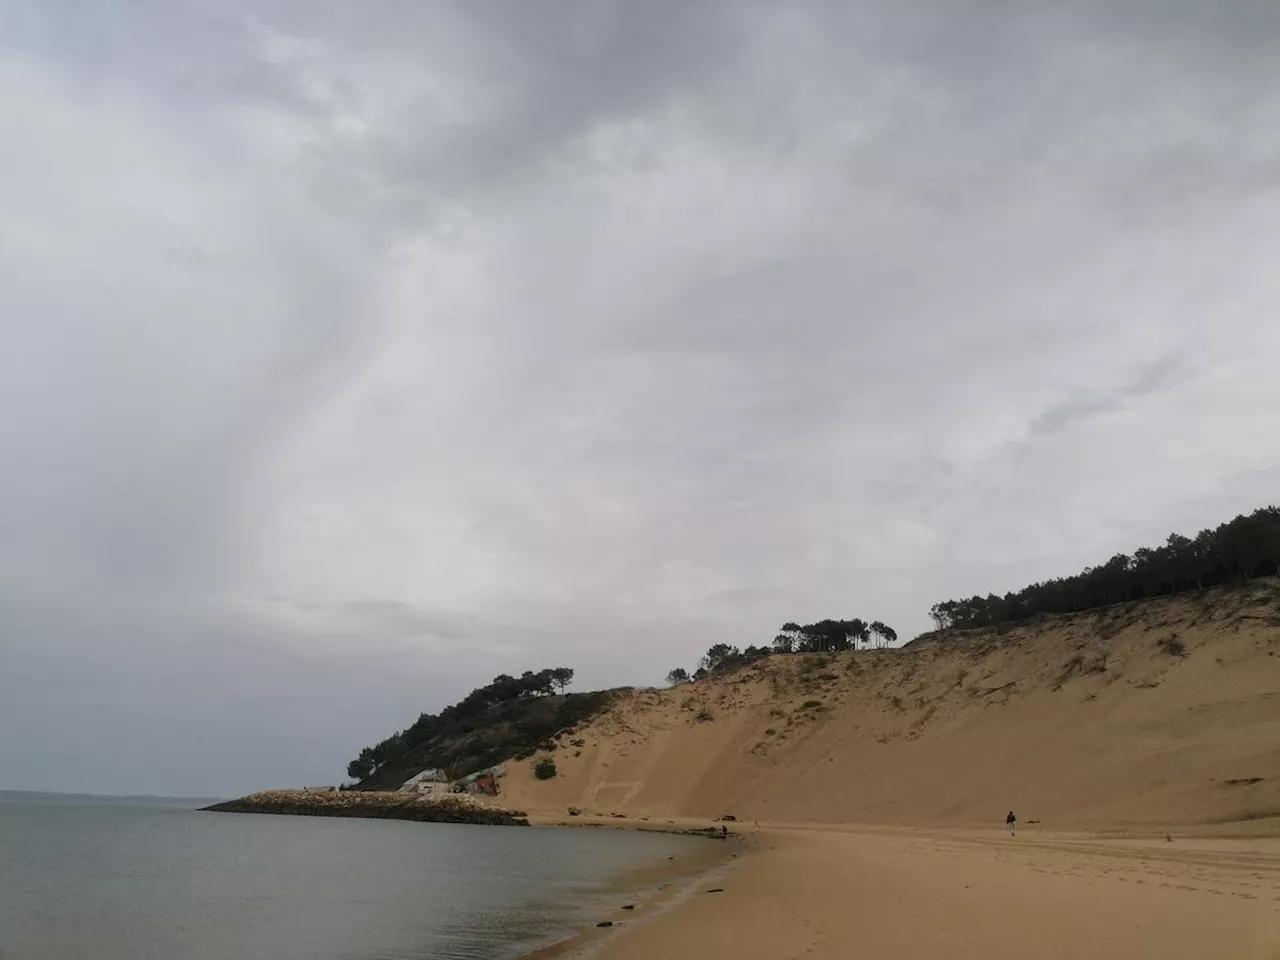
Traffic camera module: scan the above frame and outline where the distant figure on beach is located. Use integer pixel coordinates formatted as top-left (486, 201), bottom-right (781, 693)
top-left (1006, 810), bottom-right (1017, 836)
top-left (721, 825), bottom-right (729, 840)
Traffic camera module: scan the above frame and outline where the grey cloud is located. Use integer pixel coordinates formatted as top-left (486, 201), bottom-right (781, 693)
top-left (1028, 353), bottom-right (1188, 438)
top-left (3, 0), bottom-right (1280, 795)
top-left (338, 600), bottom-right (478, 641)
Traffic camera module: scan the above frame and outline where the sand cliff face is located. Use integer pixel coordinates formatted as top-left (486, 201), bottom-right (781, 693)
top-left (501, 580), bottom-right (1280, 829)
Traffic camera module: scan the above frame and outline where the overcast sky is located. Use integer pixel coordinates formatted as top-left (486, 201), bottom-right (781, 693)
top-left (3, 1), bottom-right (1280, 797)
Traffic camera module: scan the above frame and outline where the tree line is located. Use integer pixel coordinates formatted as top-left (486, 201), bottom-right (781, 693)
top-left (928, 506), bottom-right (1280, 631)
top-left (666, 617), bottom-right (898, 686)
top-left (346, 667), bottom-right (574, 781)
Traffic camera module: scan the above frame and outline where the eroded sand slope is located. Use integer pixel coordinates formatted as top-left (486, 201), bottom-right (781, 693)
top-left (503, 580), bottom-right (1280, 830)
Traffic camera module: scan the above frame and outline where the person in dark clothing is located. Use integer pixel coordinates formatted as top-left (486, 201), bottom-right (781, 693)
top-left (1006, 810), bottom-right (1017, 836)
top-left (721, 825), bottom-right (729, 840)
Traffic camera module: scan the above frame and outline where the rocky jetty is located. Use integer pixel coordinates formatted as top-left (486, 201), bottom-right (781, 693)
top-left (204, 789), bottom-right (529, 826)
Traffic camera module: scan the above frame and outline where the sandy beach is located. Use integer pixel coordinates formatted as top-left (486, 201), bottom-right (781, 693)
top-left (576, 824), bottom-right (1280, 959)
top-left (499, 589), bottom-right (1280, 958)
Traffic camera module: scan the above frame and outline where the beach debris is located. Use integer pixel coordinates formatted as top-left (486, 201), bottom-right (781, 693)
top-left (567, 806), bottom-right (583, 816)
top-left (596, 921), bottom-right (614, 928)
top-left (706, 888), bottom-right (725, 894)
top-left (621, 904), bottom-right (635, 910)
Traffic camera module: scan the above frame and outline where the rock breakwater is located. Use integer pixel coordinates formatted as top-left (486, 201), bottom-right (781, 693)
top-left (204, 789), bottom-right (529, 826)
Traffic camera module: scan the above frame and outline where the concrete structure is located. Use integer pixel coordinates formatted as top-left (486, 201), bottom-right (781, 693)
top-left (399, 768), bottom-right (451, 794)
top-left (455, 764), bottom-right (507, 796)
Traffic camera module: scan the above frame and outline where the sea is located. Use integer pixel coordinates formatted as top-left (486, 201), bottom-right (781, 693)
top-left (0, 791), bottom-right (712, 960)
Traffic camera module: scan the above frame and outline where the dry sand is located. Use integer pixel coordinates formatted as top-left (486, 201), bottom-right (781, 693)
top-left (582, 825), bottom-right (1280, 959)
top-left (502, 581), bottom-right (1280, 830)
top-left (500, 582), bottom-right (1280, 957)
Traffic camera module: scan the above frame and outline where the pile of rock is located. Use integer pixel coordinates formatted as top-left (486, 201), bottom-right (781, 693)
top-left (203, 789), bottom-right (529, 826)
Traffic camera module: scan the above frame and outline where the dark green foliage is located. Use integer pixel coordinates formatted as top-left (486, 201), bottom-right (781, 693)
top-left (928, 507), bottom-right (1280, 631)
top-left (775, 618), bottom-right (897, 653)
top-left (797, 620), bottom-right (867, 652)
top-left (519, 670), bottom-right (554, 697)
top-left (533, 758), bottom-right (558, 780)
top-left (1158, 635), bottom-right (1187, 658)
top-left (676, 616), bottom-right (900, 689)
top-left (347, 668), bottom-right (612, 790)
top-left (773, 623), bottom-right (802, 653)
top-left (869, 621), bottom-right (897, 647)
top-left (346, 754), bottom-right (374, 780)
top-left (672, 645), bottom-right (771, 682)
top-left (699, 643), bottom-right (740, 673)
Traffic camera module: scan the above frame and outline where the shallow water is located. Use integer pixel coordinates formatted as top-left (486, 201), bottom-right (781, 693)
top-left (0, 794), bottom-right (709, 960)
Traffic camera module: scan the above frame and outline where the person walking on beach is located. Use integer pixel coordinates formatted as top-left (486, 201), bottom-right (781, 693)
top-left (1006, 810), bottom-right (1017, 837)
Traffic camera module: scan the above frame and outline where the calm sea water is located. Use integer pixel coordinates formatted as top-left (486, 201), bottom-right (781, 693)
top-left (0, 793), bottom-right (708, 960)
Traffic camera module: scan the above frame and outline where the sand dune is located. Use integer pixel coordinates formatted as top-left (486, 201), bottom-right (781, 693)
top-left (503, 580), bottom-right (1280, 831)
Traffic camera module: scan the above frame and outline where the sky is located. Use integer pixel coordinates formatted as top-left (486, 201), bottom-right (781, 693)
top-left (3, 1), bottom-right (1280, 797)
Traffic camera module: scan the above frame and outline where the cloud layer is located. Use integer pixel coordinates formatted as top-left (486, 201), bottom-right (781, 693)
top-left (4, 1), bottom-right (1280, 795)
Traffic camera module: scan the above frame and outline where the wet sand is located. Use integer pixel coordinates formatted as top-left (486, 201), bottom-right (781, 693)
top-left (522, 818), bottom-right (739, 959)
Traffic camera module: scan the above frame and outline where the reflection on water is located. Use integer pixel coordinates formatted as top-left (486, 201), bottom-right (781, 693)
top-left (0, 796), bottom-right (707, 960)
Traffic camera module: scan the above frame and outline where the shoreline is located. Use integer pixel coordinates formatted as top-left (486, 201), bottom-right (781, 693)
top-left (521, 830), bottom-right (745, 960)
top-left (527, 809), bottom-right (742, 840)
top-left (556, 821), bottom-right (1280, 960)
top-left (203, 789), bottom-right (1280, 956)
top-left (215, 796), bottom-right (746, 959)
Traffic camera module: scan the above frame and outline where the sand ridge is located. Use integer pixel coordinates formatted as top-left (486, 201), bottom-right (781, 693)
top-left (501, 580), bottom-right (1280, 832)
